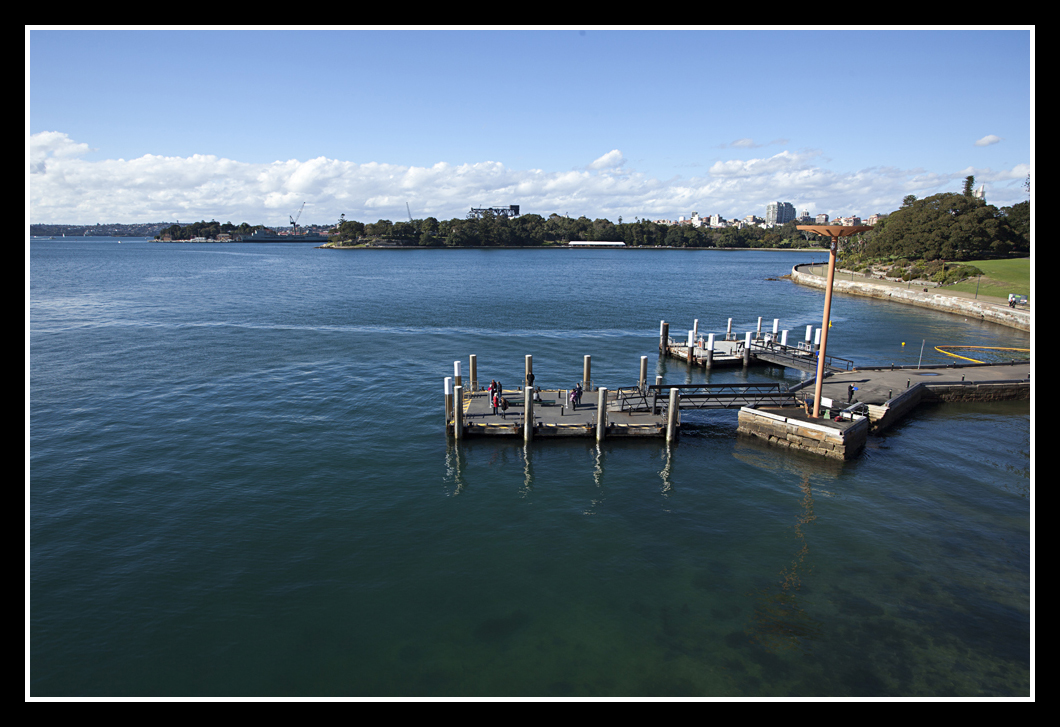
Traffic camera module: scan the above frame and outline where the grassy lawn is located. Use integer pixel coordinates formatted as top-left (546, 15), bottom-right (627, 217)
top-left (946, 257), bottom-right (1031, 299)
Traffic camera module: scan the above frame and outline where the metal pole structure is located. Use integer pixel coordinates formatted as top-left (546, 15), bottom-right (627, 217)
top-left (469, 354), bottom-right (477, 392)
top-left (798, 224), bottom-right (873, 419)
top-left (811, 234), bottom-right (838, 418)
top-left (583, 355), bottom-right (591, 389)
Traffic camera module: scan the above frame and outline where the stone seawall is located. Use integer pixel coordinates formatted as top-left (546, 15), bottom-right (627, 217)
top-left (737, 408), bottom-right (869, 460)
top-left (790, 264), bottom-right (1030, 331)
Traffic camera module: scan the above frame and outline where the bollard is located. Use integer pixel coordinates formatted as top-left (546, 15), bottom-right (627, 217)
top-left (660, 321), bottom-right (669, 354)
top-left (596, 387), bottom-right (608, 442)
top-left (743, 332), bottom-right (751, 366)
top-left (583, 355), bottom-right (591, 389)
top-left (524, 386), bottom-right (533, 443)
top-left (706, 333), bottom-right (715, 369)
top-left (469, 354), bottom-right (477, 392)
top-left (639, 356), bottom-right (648, 391)
top-left (666, 388), bottom-right (680, 444)
top-left (453, 384), bottom-right (463, 440)
top-left (453, 360), bottom-right (462, 391)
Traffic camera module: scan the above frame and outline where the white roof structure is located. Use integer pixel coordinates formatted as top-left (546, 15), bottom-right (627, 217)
top-left (568, 241), bottom-right (626, 247)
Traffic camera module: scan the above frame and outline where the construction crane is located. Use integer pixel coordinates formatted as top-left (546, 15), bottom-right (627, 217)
top-left (289, 202), bottom-right (305, 234)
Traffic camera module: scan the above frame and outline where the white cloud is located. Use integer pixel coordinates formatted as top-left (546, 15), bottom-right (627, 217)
top-left (975, 134), bottom-right (1002, 147)
top-left (28, 133), bottom-right (1031, 224)
top-left (587, 149), bottom-right (625, 170)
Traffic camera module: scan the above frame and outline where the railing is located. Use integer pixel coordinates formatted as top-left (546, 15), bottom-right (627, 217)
top-left (646, 383), bottom-right (798, 410)
top-left (749, 340), bottom-right (854, 373)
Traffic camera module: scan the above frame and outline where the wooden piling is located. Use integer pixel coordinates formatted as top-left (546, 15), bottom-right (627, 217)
top-left (454, 384), bottom-right (463, 440)
top-left (469, 354), bottom-right (477, 391)
top-left (583, 355), bottom-right (591, 389)
top-left (666, 388), bottom-right (679, 444)
top-left (660, 321), bottom-right (669, 354)
top-left (640, 356), bottom-right (648, 390)
top-left (524, 386), bottom-right (534, 443)
top-left (444, 377), bottom-right (453, 431)
top-left (596, 387), bottom-right (607, 442)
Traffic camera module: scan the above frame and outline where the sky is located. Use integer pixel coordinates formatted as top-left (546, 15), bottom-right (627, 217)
top-left (27, 27), bottom-right (1033, 227)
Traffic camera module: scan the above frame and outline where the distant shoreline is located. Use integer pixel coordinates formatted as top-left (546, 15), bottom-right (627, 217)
top-left (318, 244), bottom-right (831, 252)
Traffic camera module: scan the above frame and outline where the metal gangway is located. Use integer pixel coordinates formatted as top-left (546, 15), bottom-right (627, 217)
top-left (749, 339), bottom-right (854, 374)
top-left (614, 383), bottom-right (799, 412)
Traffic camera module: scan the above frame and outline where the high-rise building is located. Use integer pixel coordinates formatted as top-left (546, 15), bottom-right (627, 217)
top-left (766, 202), bottom-right (796, 225)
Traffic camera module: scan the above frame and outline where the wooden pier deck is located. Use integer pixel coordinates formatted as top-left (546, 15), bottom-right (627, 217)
top-left (443, 318), bottom-right (1029, 458)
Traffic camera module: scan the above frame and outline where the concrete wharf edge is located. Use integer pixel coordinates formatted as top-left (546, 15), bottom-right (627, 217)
top-left (738, 360), bottom-right (1029, 459)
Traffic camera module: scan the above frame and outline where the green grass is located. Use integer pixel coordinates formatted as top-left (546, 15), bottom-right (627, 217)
top-left (945, 258), bottom-right (1031, 299)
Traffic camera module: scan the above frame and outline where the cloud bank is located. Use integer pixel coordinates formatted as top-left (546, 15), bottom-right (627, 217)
top-left (29, 132), bottom-right (1030, 225)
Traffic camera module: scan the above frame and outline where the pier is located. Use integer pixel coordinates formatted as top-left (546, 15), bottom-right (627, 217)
top-left (444, 319), bottom-right (1029, 460)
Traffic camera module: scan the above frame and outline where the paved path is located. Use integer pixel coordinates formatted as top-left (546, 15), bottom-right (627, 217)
top-left (792, 361), bottom-right (1030, 406)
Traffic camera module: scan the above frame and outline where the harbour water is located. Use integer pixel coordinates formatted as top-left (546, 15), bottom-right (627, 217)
top-left (29, 240), bottom-right (1032, 697)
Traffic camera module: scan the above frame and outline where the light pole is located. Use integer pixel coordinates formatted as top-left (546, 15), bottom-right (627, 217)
top-left (797, 225), bottom-right (873, 418)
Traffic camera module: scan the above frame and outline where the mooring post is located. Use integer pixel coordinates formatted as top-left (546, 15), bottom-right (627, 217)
top-left (596, 387), bottom-right (607, 442)
top-left (805, 325), bottom-right (813, 347)
top-left (583, 355), bottom-right (591, 389)
top-left (524, 386), bottom-right (533, 443)
top-left (706, 333), bottom-right (715, 369)
top-left (525, 354), bottom-right (533, 387)
top-left (654, 375), bottom-right (662, 413)
top-left (469, 354), bottom-right (477, 392)
top-left (687, 330), bottom-right (694, 363)
top-left (639, 356), bottom-right (648, 391)
top-left (666, 388), bottom-right (679, 444)
top-left (444, 377), bottom-right (453, 432)
top-left (781, 330), bottom-right (789, 347)
top-left (773, 318), bottom-right (780, 338)
top-left (727, 318), bottom-right (733, 341)
top-left (756, 317), bottom-right (762, 340)
top-left (453, 360), bottom-right (462, 391)
top-left (743, 331), bottom-right (751, 366)
top-left (660, 321), bottom-right (669, 354)
top-left (814, 328), bottom-right (822, 352)
top-left (693, 319), bottom-right (699, 345)
top-left (453, 384), bottom-right (463, 440)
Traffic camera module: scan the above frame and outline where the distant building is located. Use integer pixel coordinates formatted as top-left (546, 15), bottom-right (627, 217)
top-left (766, 202), bottom-right (796, 225)
top-left (815, 213), bottom-right (830, 224)
top-left (469, 205), bottom-right (520, 219)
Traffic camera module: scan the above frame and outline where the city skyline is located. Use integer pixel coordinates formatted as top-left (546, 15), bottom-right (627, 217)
top-left (28, 27), bottom-right (1033, 226)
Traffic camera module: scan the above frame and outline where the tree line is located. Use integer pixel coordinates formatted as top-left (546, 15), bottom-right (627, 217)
top-left (156, 220), bottom-right (263, 240)
top-left (331, 212), bottom-right (824, 250)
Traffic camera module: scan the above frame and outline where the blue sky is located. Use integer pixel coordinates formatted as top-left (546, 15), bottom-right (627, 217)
top-left (28, 27), bottom-right (1033, 226)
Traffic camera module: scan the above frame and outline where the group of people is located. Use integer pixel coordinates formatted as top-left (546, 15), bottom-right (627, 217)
top-left (487, 380), bottom-right (509, 418)
top-left (568, 383), bottom-right (583, 409)
top-left (484, 376), bottom-right (587, 417)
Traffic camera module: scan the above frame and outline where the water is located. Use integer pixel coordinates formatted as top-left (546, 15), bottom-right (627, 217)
top-left (29, 240), bottom-right (1032, 697)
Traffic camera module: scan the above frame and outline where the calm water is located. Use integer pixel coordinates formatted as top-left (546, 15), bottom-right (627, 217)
top-left (29, 240), bottom-right (1032, 697)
